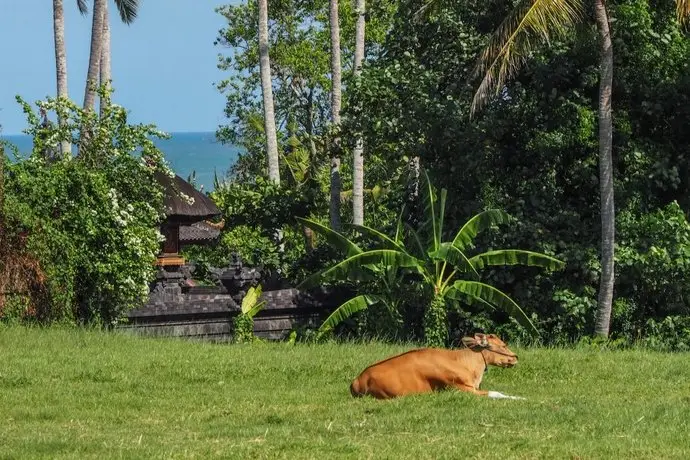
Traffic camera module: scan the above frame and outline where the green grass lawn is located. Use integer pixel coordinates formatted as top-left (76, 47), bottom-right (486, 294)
top-left (1, 327), bottom-right (689, 459)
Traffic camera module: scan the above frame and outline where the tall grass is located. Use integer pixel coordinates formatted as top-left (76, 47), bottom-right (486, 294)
top-left (1, 325), bottom-right (689, 459)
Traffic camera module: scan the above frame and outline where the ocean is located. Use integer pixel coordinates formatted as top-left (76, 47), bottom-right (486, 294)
top-left (0, 131), bottom-right (240, 192)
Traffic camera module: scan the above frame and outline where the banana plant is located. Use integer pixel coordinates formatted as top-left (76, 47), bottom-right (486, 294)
top-left (297, 169), bottom-right (566, 345)
top-left (241, 284), bottom-right (266, 318)
top-left (233, 284), bottom-right (267, 343)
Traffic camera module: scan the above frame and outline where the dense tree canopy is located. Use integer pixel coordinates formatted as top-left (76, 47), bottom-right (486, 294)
top-left (210, 0), bottom-right (690, 345)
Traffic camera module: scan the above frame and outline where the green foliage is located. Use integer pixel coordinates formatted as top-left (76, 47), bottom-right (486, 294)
top-left (614, 201), bottom-right (690, 337)
top-left (208, 0), bottom-right (402, 289)
top-left (210, 0), bottom-right (690, 346)
top-left (232, 314), bottom-right (255, 344)
top-left (422, 295), bottom-right (448, 347)
top-left (215, 0), bottom-right (396, 154)
top-left (2, 92), bottom-right (167, 325)
top-left (0, 296), bottom-right (35, 325)
top-left (202, 178), bottom-right (311, 282)
top-left (639, 316), bottom-right (690, 352)
top-left (344, 0), bottom-right (690, 345)
top-left (299, 170), bottom-right (565, 345)
top-left (233, 285), bottom-right (266, 343)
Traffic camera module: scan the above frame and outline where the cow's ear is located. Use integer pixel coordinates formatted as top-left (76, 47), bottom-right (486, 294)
top-left (474, 333), bottom-right (490, 348)
top-left (462, 336), bottom-right (478, 348)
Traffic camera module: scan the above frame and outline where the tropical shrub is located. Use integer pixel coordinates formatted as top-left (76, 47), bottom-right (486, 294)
top-left (299, 170), bottom-right (565, 346)
top-left (233, 285), bottom-right (267, 343)
top-left (2, 92), bottom-right (168, 325)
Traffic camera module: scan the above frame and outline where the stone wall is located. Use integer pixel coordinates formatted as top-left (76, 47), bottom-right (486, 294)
top-left (118, 287), bottom-right (348, 342)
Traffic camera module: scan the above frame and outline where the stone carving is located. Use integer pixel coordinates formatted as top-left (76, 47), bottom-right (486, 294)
top-left (217, 252), bottom-right (261, 301)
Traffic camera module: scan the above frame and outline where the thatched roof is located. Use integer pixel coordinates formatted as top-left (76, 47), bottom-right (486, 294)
top-left (179, 221), bottom-right (221, 244)
top-left (154, 171), bottom-right (220, 223)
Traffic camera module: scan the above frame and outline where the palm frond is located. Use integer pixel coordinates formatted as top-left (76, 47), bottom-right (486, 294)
top-left (114, 0), bottom-right (139, 24)
top-left (451, 209), bottom-right (512, 251)
top-left (319, 295), bottom-right (381, 332)
top-left (470, 0), bottom-right (584, 116)
top-left (470, 250), bottom-right (565, 271)
top-left (77, 0), bottom-right (89, 15)
top-left (450, 280), bottom-right (538, 335)
top-left (296, 217), bottom-right (361, 257)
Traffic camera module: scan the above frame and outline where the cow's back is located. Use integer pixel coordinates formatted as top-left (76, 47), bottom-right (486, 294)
top-left (351, 348), bottom-right (449, 399)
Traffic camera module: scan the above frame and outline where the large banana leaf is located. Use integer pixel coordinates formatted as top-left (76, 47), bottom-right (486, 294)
top-left (241, 285), bottom-right (266, 318)
top-left (347, 223), bottom-right (409, 253)
top-left (297, 263), bottom-right (378, 290)
top-left (319, 294), bottom-right (383, 332)
top-left (445, 288), bottom-right (496, 312)
top-left (437, 187), bottom-right (447, 250)
top-left (428, 242), bottom-right (479, 279)
top-left (420, 169), bottom-right (439, 252)
top-left (296, 217), bottom-right (361, 257)
top-left (470, 250), bottom-right (565, 271)
top-left (451, 209), bottom-right (512, 251)
top-left (448, 280), bottom-right (538, 335)
top-left (297, 249), bottom-right (424, 289)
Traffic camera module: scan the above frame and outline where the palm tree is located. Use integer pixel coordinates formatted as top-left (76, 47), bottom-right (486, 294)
top-left (352, 0), bottom-right (366, 226)
top-left (53, 0), bottom-right (88, 155)
top-left (329, 0), bottom-right (342, 231)
top-left (469, 0), bottom-right (690, 337)
top-left (299, 170), bottom-right (565, 345)
top-left (99, 2), bottom-right (111, 117)
top-left (592, 0), bottom-right (614, 338)
top-left (258, 0), bottom-right (280, 184)
top-left (83, 0), bottom-right (107, 111)
top-left (84, 0), bottom-right (140, 113)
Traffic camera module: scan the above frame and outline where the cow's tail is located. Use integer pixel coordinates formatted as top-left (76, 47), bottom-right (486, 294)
top-left (350, 378), bottom-right (365, 398)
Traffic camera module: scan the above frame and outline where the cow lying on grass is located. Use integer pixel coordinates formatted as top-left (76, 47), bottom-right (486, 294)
top-left (350, 333), bottom-right (525, 400)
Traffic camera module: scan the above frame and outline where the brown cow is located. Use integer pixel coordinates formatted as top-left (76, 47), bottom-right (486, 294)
top-left (350, 333), bottom-right (524, 400)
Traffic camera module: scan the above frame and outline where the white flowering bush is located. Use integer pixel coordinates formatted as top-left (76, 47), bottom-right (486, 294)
top-left (3, 91), bottom-right (169, 325)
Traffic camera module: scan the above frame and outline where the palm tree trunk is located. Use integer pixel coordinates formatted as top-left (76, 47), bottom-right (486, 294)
top-left (593, 0), bottom-right (615, 338)
top-left (329, 0), bottom-right (342, 231)
top-left (258, 0), bottom-right (280, 184)
top-left (352, 0), bottom-right (366, 226)
top-left (83, 0), bottom-right (106, 112)
top-left (99, 1), bottom-right (111, 118)
top-left (53, 0), bottom-right (71, 155)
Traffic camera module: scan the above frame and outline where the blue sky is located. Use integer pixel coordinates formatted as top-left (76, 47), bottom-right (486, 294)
top-left (0, 0), bottom-right (234, 135)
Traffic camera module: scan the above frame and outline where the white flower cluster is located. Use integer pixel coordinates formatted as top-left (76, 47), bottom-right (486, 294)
top-left (109, 188), bottom-right (135, 227)
top-left (179, 192), bottom-right (196, 206)
top-left (154, 228), bottom-right (166, 243)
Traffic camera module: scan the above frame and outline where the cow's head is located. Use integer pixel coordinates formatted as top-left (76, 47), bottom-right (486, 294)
top-left (462, 333), bottom-right (518, 368)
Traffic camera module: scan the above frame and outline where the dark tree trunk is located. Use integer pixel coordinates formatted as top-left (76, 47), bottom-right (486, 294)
top-left (593, 0), bottom-right (615, 338)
